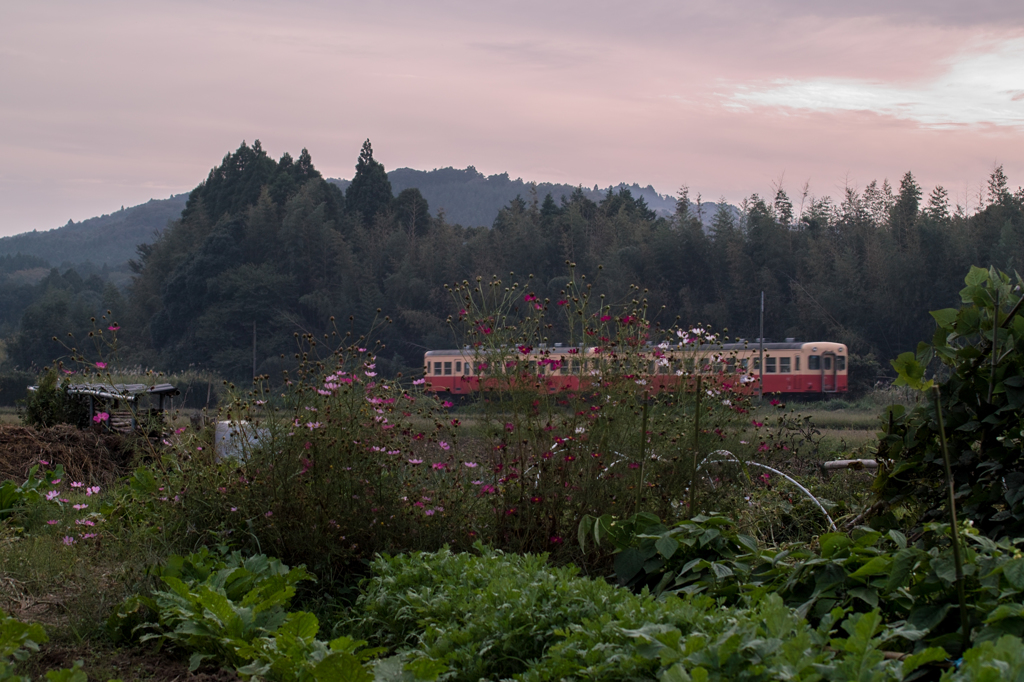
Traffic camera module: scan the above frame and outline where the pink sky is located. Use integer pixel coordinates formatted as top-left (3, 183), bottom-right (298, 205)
top-left (1, 0), bottom-right (1022, 236)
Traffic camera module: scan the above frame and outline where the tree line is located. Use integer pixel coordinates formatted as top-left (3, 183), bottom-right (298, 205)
top-left (3, 139), bottom-right (1021, 392)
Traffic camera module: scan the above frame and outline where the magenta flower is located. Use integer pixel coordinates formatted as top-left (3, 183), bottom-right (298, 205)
top-left (463, 461), bottom-right (478, 468)
top-left (432, 462), bottom-right (447, 470)
top-left (47, 519), bottom-right (58, 525)
top-left (92, 412), bottom-right (109, 423)
top-left (442, 401), bottom-right (453, 408)
top-left (107, 325), bottom-right (120, 331)
top-left (95, 362), bottom-right (107, 369)
top-left (439, 441), bottom-right (451, 451)
top-left (408, 458), bottom-right (423, 465)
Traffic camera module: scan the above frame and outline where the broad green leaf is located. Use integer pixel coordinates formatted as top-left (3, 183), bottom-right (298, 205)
top-left (819, 533), bottom-right (852, 559)
top-left (901, 647), bottom-right (947, 676)
top-left (847, 587), bottom-right (879, 608)
top-left (311, 652), bottom-right (373, 682)
top-left (848, 556), bottom-right (892, 579)
top-left (1002, 558), bottom-right (1024, 589)
top-left (965, 265), bottom-right (989, 287)
top-left (614, 548), bottom-right (645, 583)
top-left (930, 308), bottom-right (959, 329)
top-left (656, 535), bottom-right (679, 560)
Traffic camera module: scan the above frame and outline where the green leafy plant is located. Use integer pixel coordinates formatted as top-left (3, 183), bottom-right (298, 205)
top-left (115, 548), bottom-right (378, 680)
top-left (877, 266), bottom-right (1024, 539)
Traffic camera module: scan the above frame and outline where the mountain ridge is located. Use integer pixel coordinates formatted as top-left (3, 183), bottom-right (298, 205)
top-left (0, 167), bottom-right (728, 268)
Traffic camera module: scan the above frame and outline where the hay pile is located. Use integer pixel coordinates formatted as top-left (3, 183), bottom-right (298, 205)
top-left (0, 424), bottom-right (134, 485)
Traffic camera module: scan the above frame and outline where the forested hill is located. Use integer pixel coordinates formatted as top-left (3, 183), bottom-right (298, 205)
top-left (5, 139), bottom-right (1023, 391)
top-left (0, 194), bottom-right (189, 267)
top-left (329, 167), bottom-right (715, 228)
top-left (0, 168), bottom-right (715, 271)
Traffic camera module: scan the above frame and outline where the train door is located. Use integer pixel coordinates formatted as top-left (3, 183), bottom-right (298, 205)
top-left (822, 352), bottom-right (837, 392)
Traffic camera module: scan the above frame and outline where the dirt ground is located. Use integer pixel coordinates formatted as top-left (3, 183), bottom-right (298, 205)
top-left (20, 644), bottom-right (241, 681)
top-left (0, 423), bottom-right (136, 485)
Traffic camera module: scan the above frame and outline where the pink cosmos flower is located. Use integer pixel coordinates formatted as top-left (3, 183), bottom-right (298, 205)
top-left (47, 519), bottom-right (58, 525)
top-left (71, 482), bottom-right (83, 488)
top-left (464, 462), bottom-right (478, 468)
top-left (442, 401), bottom-right (453, 408)
top-left (439, 441), bottom-right (450, 451)
top-left (413, 378), bottom-right (425, 385)
top-left (107, 325), bottom-right (120, 331)
top-left (92, 413), bottom-right (109, 423)
top-left (408, 459), bottom-right (423, 465)
top-left (95, 362), bottom-right (107, 369)
top-left (62, 536), bottom-right (75, 546)
top-left (424, 509), bottom-right (435, 516)
top-left (81, 533), bottom-right (97, 539)
top-left (73, 504), bottom-right (88, 510)
top-left (432, 462), bottom-right (447, 470)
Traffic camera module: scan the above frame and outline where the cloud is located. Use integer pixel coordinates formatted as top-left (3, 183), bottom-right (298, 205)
top-left (726, 38), bottom-right (1024, 128)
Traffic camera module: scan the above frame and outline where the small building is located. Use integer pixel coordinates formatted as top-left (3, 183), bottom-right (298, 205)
top-left (63, 383), bottom-right (179, 433)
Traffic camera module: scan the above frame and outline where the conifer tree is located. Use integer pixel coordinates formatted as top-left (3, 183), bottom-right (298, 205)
top-left (345, 139), bottom-right (393, 226)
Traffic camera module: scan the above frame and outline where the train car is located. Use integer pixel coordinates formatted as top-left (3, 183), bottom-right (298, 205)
top-left (423, 339), bottom-right (847, 396)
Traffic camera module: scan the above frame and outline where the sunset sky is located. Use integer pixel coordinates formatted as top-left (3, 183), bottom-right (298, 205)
top-left (2, 0), bottom-right (1023, 236)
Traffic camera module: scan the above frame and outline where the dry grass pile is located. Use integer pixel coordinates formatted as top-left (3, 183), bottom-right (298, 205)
top-left (0, 424), bottom-right (134, 485)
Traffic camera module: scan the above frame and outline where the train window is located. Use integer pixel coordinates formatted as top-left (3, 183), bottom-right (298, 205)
top-left (837, 357), bottom-right (846, 371)
top-left (659, 360), bottom-right (670, 375)
top-left (795, 356), bottom-right (800, 371)
top-left (824, 356), bottom-right (832, 370)
top-left (740, 358), bottom-right (749, 371)
top-left (752, 358), bottom-right (760, 370)
top-left (685, 358), bottom-right (696, 373)
top-left (808, 355), bottom-right (821, 370)
top-left (537, 362), bottom-right (546, 375)
top-left (444, 362), bottom-right (452, 375)
top-left (455, 361), bottom-right (462, 373)
top-left (766, 357), bottom-right (776, 373)
top-left (780, 357), bottom-right (791, 373)
top-left (434, 362), bottom-right (442, 375)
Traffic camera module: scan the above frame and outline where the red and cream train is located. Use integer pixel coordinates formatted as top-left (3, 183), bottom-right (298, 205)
top-left (423, 340), bottom-right (848, 396)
